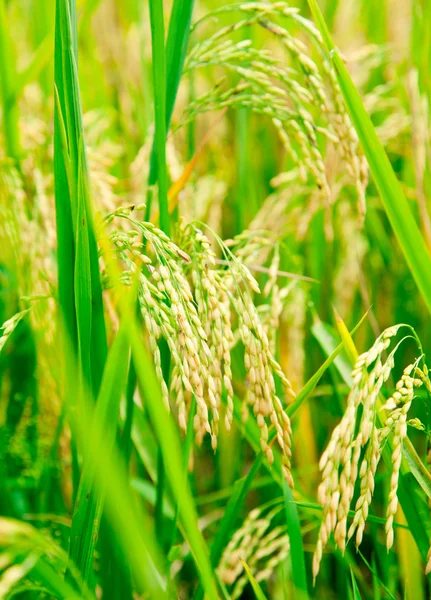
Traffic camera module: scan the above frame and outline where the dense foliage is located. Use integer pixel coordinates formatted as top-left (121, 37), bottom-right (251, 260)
top-left (1, 0), bottom-right (431, 598)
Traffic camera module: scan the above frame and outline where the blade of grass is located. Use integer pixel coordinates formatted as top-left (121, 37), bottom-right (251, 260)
top-left (121, 356), bottom-right (136, 465)
top-left (169, 395), bottom-right (197, 550)
top-left (310, 318), bottom-right (353, 385)
top-left (145, 0), bottom-right (195, 220)
top-left (67, 326), bottom-right (130, 587)
top-left (395, 505), bottom-right (425, 600)
top-left (74, 141), bottom-right (93, 392)
top-left (283, 481), bottom-right (309, 599)
top-left (131, 478), bottom-right (175, 519)
top-left (37, 407), bottom-right (67, 515)
top-left (31, 559), bottom-right (89, 600)
top-left (71, 427), bottom-right (170, 600)
top-left (147, 0), bottom-right (173, 558)
top-left (210, 456), bottom-right (263, 567)
top-left (164, 0), bottom-right (195, 134)
top-left (53, 0), bottom-right (79, 499)
top-left (128, 321), bottom-right (219, 600)
top-left (307, 0), bottom-right (431, 316)
top-left (240, 559), bottom-right (268, 600)
top-left (350, 568), bottom-right (363, 600)
top-left (412, 0), bottom-right (431, 99)
top-left (54, 0), bottom-right (107, 395)
top-left (54, 0), bottom-right (107, 508)
top-left (64, 352), bottom-right (170, 600)
top-left (214, 572), bottom-right (231, 600)
top-left (155, 446), bottom-right (167, 542)
top-left (148, 0), bottom-right (169, 235)
top-left (56, 286), bottom-right (169, 600)
top-left (31, 0), bottom-right (54, 95)
top-left (54, 2), bottom-right (111, 589)
top-left (287, 310), bottom-right (369, 417)
top-left (0, 557), bottom-right (76, 600)
top-left (132, 402), bottom-right (158, 481)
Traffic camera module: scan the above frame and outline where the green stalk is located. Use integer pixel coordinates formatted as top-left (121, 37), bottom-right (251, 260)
top-left (283, 481), bottom-right (309, 599)
top-left (241, 559), bottom-right (268, 600)
top-left (121, 357), bottom-right (136, 464)
top-left (169, 396), bottom-right (196, 551)
top-left (145, 0), bottom-right (195, 221)
top-left (155, 447), bottom-right (167, 542)
top-left (54, 0), bottom-right (107, 391)
top-left (67, 327), bottom-right (130, 587)
top-left (164, 0), bottom-right (195, 134)
top-left (148, 0), bottom-right (170, 235)
top-left (147, 0), bottom-right (180, 553)
top-left (128, 323), bottom-right (219, 600)
top-left (53, 0), bottom-right (79, 493)
top-left (62, 322), bottom-right (170, 600)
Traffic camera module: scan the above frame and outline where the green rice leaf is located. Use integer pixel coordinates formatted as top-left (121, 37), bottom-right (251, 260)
top-left (240, 559), bottom-right (268, 600)
top-left (67, 326), bottom-right (130, 585)
top-left (128, 319), bottom-right (219, 600)
top-left (283, 481), bottom-right (309, 599)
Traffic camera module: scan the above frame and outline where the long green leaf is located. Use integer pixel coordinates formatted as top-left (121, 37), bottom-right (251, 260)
top-left (283, 481), bottom-right (309, 599)
top-left (67, 326), bottom-right (130, 586)
top-left (240, 559), bottom-right (268, 600)
top-left (54, 0), bottom-right (107, 394)
top-left (194, 454), bottom-right (263, 600)
top-left (145, 0), bottom-right (195, 219)
top-left (148, 0), bottom-right (169, 234)
top-left (128, 320), bottom-right (219, 600)
top-left (74, 141), bottom-right (93, 392)
top-left (287, 310), bottom-right (369, 417)
top-left (54, 0), bottom-right (108, 514)
top-left (350, 568), bottom-right (363, 600)
top-left (62, 326), bottom-right (169, 599)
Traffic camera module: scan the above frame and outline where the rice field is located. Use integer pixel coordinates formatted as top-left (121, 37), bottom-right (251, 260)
top-left (1, 0), bottom-right (431, 598)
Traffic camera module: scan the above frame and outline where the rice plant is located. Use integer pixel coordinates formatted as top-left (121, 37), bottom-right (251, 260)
top-left (1, 0), bottom-right (431, 598)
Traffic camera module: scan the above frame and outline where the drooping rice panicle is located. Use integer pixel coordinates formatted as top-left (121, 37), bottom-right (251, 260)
top-left (313, 325), bottom-right (426, 580)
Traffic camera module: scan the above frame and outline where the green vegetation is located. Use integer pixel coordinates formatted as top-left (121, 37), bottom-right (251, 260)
top-left (1, 0), bottom-right (431, 598)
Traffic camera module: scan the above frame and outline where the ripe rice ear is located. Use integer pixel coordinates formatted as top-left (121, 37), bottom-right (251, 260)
top-left (308, 0), bottom-right (431, 316)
